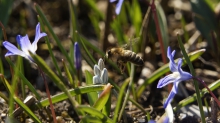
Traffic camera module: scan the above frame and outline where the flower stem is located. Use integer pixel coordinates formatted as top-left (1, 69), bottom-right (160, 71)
top-left (38, 67), bottom-right (57, 123)
top-left (150, 0), bottom-right (167, 64)
top-left (177, 34), bottom-right (206, 123)
top-left (118, 63), bottom-right (135, 121)
top-left (76, 70), bottom-right (82, 104)
top-left (193, 77), bottom-right (220, 107)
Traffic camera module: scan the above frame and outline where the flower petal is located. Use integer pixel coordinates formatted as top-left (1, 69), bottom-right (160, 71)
top-left (172, 81), bottom-right (180, 94)
top-left (98, 58), bottom-right (105, 70)
top-left (163, 82), bottom-right (180, 108)
top-left (157, 73), bottom-right (178, 88)
top-left (164, 90), bottom-right (175, 108)
top-left (93, 75), bottom-right (102, 84)
top-left (148, 120), bottom-right (156, 123)
top-left (115, 0), bottom-right (124, 15)
top-left (32, 23), bottom-right (47, 52)
top-left (94, 65), bottom-right (101, 76)
top-left (3, 41), bottom-right (26, 57)
top-left (167, 47), bottom-right (178, 72)
top-left (177, 59), bottom-right (192, 80)
top-left (165, 103), bottom-right (173, 123)
top-left (163, 117), bottom-right (170, 123)
top-left (101, 68), bottom-right (108, 84)
top-left (18, 34), bottom-right (34, 54)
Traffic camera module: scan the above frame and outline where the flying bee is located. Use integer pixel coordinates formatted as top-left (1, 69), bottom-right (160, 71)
top-left (106, 38), bottom-right (144, 73)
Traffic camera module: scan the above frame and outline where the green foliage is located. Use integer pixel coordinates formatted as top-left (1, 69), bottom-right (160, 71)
top-left (190, 0), bottom-right (217, 48)
top-left (0, 0), bottom-right (13, 40)
top-left (37, 85), bottom-right (105, 107)
top-left (174, 79), bottom-right (220, 111)
top-left (85, 70), bottom-right (98, 106)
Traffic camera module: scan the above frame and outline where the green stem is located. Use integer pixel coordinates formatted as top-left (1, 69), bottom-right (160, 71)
top-left (118, 63), bottom-right (135, 121)
top-left (38, 67), bottom-right (57, 123)
top-left (177, 34), bottom-right (205, 123)
top-left (193, 77), bottom-right (220, 107)
top-left (150, 0), bottom-right (167, 64)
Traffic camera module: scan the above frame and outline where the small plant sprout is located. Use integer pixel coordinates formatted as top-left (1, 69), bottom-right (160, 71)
top-left (93, 58), bottom-right (108, 96)
top-left (3, 23), bottom-right (47, 63)
top-left (93, 58), bottom-right (108, 85)
top-left (157, 46), bottom-right (192, 108)
top-left (110, 0), bottom-right (124, 15)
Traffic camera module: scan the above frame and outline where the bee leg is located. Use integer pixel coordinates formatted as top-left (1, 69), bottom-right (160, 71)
top-left (121, 61), bottom-right (127, 73)
top-left (117, 60), bottom-right (126, 74)
top-left (116, 61), bottom-right (122, 73)
top-left (120, 65), bottom-right (125, 74)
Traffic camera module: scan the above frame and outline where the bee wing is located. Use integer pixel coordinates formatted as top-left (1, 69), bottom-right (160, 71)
top-left (122, 37), bottom-right (140, 49)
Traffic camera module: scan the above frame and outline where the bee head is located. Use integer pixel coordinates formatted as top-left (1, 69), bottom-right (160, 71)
top-left (108, 49), bottom-right (114, 58)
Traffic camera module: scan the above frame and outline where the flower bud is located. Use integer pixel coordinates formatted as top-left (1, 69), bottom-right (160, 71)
top-left (98, 58), bottom-right (105, 70)
top-left (94, 65), bottom-right (101, 76)
top-left (74, 42), bottom-right (81, 70)
top-left (93, 75), bottom-right (102, 84)
top-left (101, 68), bottom-right (108, 84)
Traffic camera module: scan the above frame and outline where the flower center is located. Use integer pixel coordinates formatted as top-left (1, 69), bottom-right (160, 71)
top-left (171, 72), bottom-right (180, 78)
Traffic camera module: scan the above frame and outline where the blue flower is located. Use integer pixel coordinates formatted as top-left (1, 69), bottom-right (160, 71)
top-left (157, 47), bottom-right (192, 108)
top-left (74, 42), bottom-right (81, 70)
top-left (148, 117), bottom-right (169, 123)
top-left (148, 120), bottom-right (156, 123)
top-left (110, 0), bottom-right (124, 15)
top-left (3, 23), bottom-right (47, 62)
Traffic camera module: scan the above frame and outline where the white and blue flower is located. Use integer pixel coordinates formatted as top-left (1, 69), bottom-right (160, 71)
top-left (157, 47), bottom-right (192, 108)
top-left (3, 23), bottom-right (47, 62)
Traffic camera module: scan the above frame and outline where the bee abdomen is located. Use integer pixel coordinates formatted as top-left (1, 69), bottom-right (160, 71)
top-left (127, 51), bottom-right (144, 66)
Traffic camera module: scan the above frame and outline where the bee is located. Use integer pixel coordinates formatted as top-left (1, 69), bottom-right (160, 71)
top-left (106, 39), bottom-right (144, 72)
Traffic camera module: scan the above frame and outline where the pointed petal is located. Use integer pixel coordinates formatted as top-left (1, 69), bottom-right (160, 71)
top-left (167, 46), bottom-right (171, 58)
top-left (172, 81), bottom-right (180, 94)
top-left (164, 82), bottom-right (180, 108)
top-left (167, 46), bottom-right (176, 60)
top-left (167, 47), bottom-right (178, 72)
top-left (163, 89), bottom-right (176, 108)
top-left (93, 75), bottom-right (102, 84)
top-left (169, 61), bottom-right (177, 73)
top-left (101, 68), bottom-right (108, 84)
top-left (3, 41), bottom-right (26, 57)
top-left (32, 23), bottom-right (47, 52)
top-left (177, 59), bottom-right (192, 80)
top-left (16, 35), bottom-right (22, 44)
top-left (157, 74), bottom-right (177, 88)
top-left (94, 65), bottom-right (101, 76)
top-left (115, 0), bottom-right (124, 15)
top-left (18, 35), bottom-right (34, 54)
top-left (98, 58), bottom-right (105, 70)
top-left (171, 50), bottom-right (175, 58)
top-left (165, 103), bottom-right (173, 123)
